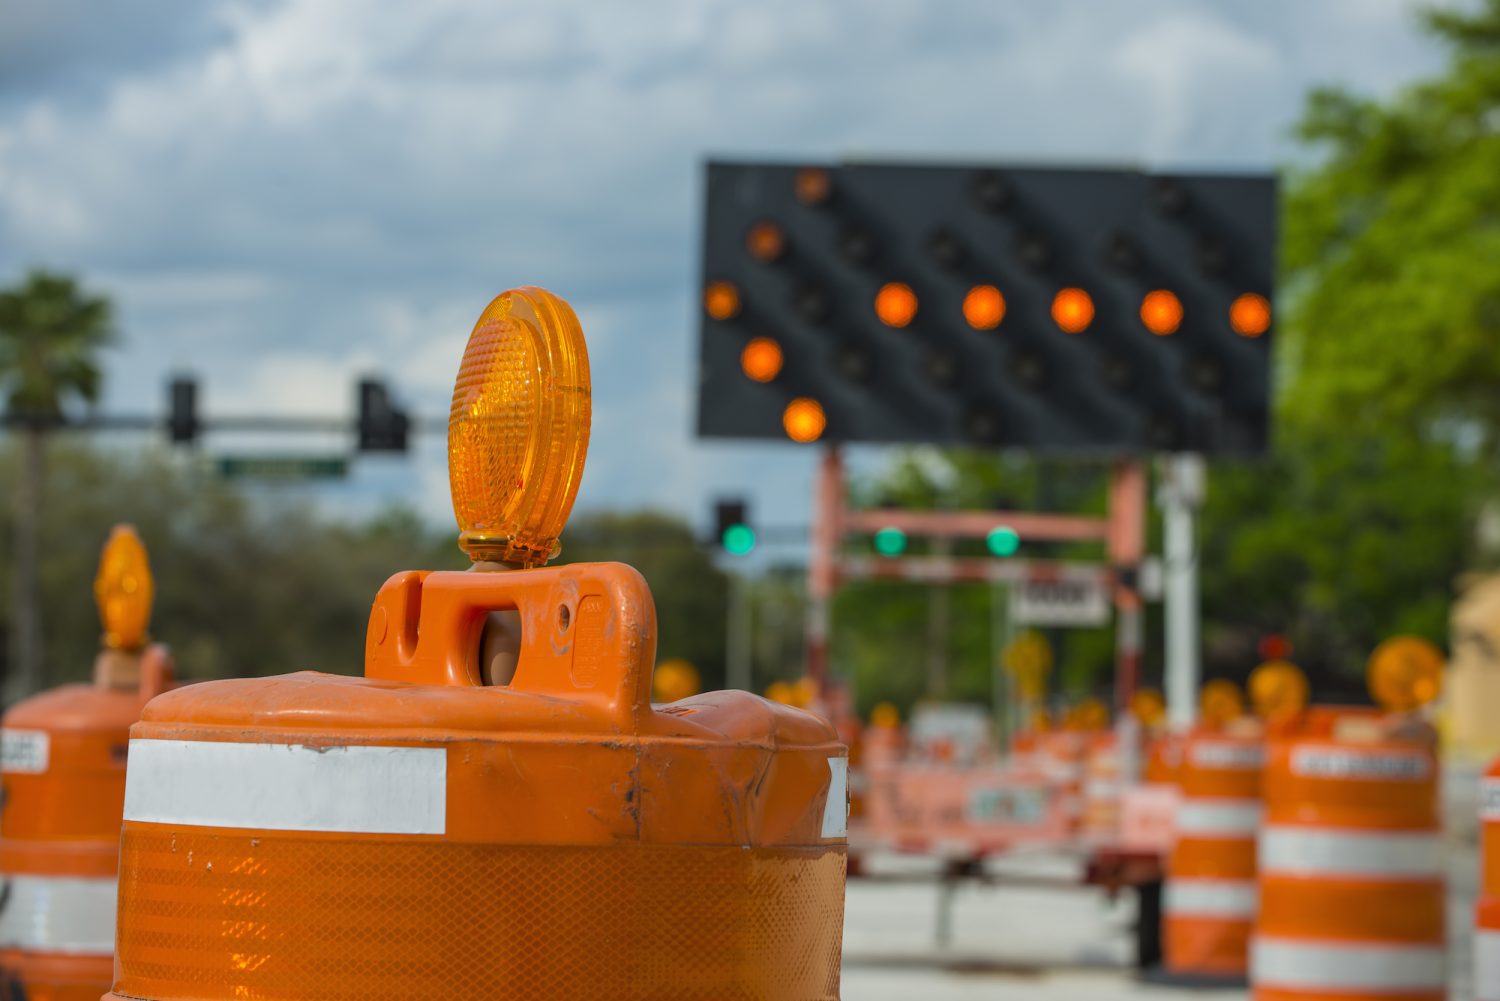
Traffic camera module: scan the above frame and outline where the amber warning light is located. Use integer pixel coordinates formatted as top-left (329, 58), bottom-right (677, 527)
top-left (448, 286), bottom-right (591, 567)
top-left (95, 524), bottom-right (154, 651)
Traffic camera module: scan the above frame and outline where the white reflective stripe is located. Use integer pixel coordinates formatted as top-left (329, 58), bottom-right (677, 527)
top-left (1084, 779), bottom-right (1121, 799)
top-left (0, 729), bottom-right (49, 774)
top-left (1475, 929), bottom-right (1500, 1001)
top-left (1176, 798), bottom-right (1261, 835)
top-left (822, 757), bottom-right (849, 838)
top-left (1163, 879), bottom-right (1256, 917)
top-left (123, 738), bottom-right (447, 834)
top-left (1260, 825), bottom-right (1442, 878)
top-left (1252, 937), bottom-right (1445, 991)
top-left (0, 874), bottom-right (115, 953)
top-left (1482, 779), bottom-right (1500, 821)
top-left (1188, 741), bottom-right (1263, 770)
top-left (1291, 746), bottom-right (1431, 781)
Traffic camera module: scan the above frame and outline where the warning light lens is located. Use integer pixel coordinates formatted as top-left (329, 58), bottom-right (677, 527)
top-left (1067, 697), bottom-right (1109, 732)
top-left (1051, 288), bottom-right (1095, 333)
top-left (1367, 635), bottom-right (1444, 712)
top-left (1129, 688), bottom-right (1167, 728)
top-left (94, 524), bottom-right (153, 651)
top-left (871, 701), bottom-right (901, 729)
top-left (722, 523), bottom-right (757, 556)
top-left (449, 286), bottom-right (591, 566)
top-left (986, 526), bottom-right (1020, 557)
top-left (1140, 290), bottom-right (1183, 336)
top-left (963, 285), bottom-right (1006, 330)
top-left (794, 167), bottom-right (832, 206)
top-left (1249, 660), bottom-right (1309, 723)
top-left (746, 222), bottom-right (785, 263)
top-left (652, 658), bottom-right (702, 703)
top-left (875, 282), bottom-right (918, 328)
top-left (1230, 293), bottom-right (1271, 337)
top-left (740, 337), bottom-right (784, 383)
top-left (704, 281), bottom-right (740, 321)
top-left (873, 527), bottom-right (907, 557)
top-left (783, 397), bottom-right (827, 443)
top-left (1200, 679), bottom-right (1245, 728)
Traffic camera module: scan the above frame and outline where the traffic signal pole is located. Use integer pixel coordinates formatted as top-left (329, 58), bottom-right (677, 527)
top-left (805, 448), bottom-right (844, 688)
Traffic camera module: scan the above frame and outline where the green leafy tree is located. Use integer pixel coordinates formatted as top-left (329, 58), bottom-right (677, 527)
top-left (0, 271), bottom-right (114, 698)
top-left (1282, 0), bottom-right (1500, 442)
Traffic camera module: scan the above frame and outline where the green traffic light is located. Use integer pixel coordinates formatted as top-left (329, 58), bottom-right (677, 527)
top-left (873, 526), bottom-right (908, 557)
top-left (722, 523), bottom-right (757, 556)
top-left (986, 526), bottom-right (1020, 557)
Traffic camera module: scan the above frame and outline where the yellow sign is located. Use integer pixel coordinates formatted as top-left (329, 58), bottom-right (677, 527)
top-left (1367, 636), bottom-right (1444, 712)
top-left (1003, 631), bottom-right (1053, 701)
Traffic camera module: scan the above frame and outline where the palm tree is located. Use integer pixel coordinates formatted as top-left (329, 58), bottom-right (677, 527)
top-left (0, 271), bottom-right (114, 701)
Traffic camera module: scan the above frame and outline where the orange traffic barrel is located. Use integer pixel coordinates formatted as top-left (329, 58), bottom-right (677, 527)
top-left (1251, 732), bottom-right (1443, 1001)
top-left (0, 525), bottom-right (171, 1001)
top-left (1081, 731), bottom-right (1124, 842)
top-left (106, 287), bottom-right (848, 1001)
top-left (107, 565), bottom-right (848, 1001)
top-left (1477, 753), bottom-right (1500, 1001)
top-left (1162, 726), bottom-right (1264, 979)
top-left (0, 526), bottom-right (170, 1001)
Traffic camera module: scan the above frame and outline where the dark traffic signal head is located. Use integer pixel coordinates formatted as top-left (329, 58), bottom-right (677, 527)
top-left (357, 378), bottom-right (409, 452)
top-left (713, 499), bottom-right (755, 555)
top-left (696, 161), bottom-right (1276, 454)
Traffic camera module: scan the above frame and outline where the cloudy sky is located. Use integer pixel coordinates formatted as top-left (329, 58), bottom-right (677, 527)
top-left (0, 0), bottom-right (1453, 542)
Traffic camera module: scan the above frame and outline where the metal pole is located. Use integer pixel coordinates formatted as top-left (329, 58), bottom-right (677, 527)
top-left (806, 448), bottom-right (844, 689)
top-left (1160, 454), bottom-right (1205, 731)
top-left (726, 572), bottom-right (753, 691)
top-left (926, 538), bottom-right (951, 698)
top-left (1107, 461), bottom-right (1148, 716)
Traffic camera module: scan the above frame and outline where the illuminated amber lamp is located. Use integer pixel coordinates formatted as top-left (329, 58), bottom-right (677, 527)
top-left (94, 524), bottom-right (154, 651)
top-left (1230, 292), bottom-right (1271, 337)
top-left (1200, 678), bottom-right (1245, 727)
top-left (870, 701), bottom-right (901, 729)
top-left (1067, 697), bottom-right (1109, 732)
top-left (1051, 288), bottom-right (1094, 333)
top-left (704, 281), bottom-right (741, 321)
top-left (652, 658), bottom-right (702, 704)
top-left (782, 397), bottom-right (826, 443)
top-left (740, 337), bottom-right (784, 383)
top-left (794, 167), bottom-right (832, 206)
top-left (745, 221), bottom-right (786, 263)
top-left (963, 285), bottom-right (1006, 330)
top-left (1140, 290), bottom-right (1183, 336)
top-left (874, 282), bottom-right (918, 328)
top-left (1367, 636), bottom-right (1444, 712)
top-left (1248, 660), bottom-right (1309, 724)
top-left (449, 286), bottom-right (591, 566)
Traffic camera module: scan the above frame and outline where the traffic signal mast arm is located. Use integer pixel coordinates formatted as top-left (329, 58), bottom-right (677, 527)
top-left (842, 508), bottom-right (1109, 544)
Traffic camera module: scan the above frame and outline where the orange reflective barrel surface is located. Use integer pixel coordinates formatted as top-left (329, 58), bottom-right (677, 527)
top-left (1477, 755), bottom-right (1500, 1001)
top-left (1162, 728), bottom-right (1263, 978)
top-left (107, 564), bottom-right (848, 1001)
top-left (0, 675), bottom-right (164, 1001)
top-left (1252, 733), bottom-right (1444, 1001)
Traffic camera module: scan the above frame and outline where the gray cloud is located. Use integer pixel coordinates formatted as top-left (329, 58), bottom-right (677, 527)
top-left (0, 0), bottom-right (1452, 538)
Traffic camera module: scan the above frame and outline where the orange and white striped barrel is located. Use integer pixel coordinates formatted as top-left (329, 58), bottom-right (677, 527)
top-left (1252, 734), bottom-right (1443, 1001)
top-left (1477, 756), bottom-right (1500, 1001)
top-left (1163, 728), bottom-right (1264, 978)
top-left (107, 564), bottom-right (847, 1001)
top-left (1081, 732), bottom-right (1124, 842)
top-left (0, 651), bottom-right (170, 1001)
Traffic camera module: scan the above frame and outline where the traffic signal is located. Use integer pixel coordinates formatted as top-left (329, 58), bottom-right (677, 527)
top-left (167, 375), bottom-right (198, 445)
top-left (696, 162), bottom-right (1275, 453)
top-left (714, 499), bottom-right (755, 555)
top-left (356, 378), bottom-right (409, 452)
top-left (986, 526), bottom-right (1020, 557)
top-left (872, 526), bottom-right (907, 557)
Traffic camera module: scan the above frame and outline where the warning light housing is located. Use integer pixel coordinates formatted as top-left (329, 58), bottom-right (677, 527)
top-left (1367, 636), bottom-right (1444, 712)
top-left (449, 286), bottom-right (591, 566)
top-left (1248, 659), bottom-right (1309, 723)
top-left (1200, 679), bottom-right (1245, 727)
top-left (94, 525), bottom-right (154, 651)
